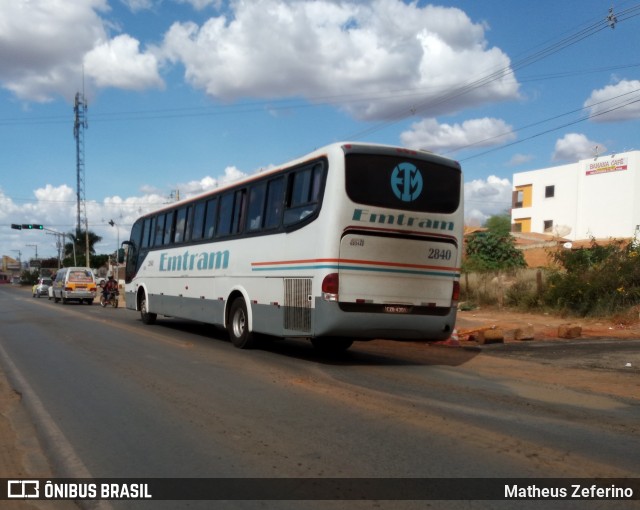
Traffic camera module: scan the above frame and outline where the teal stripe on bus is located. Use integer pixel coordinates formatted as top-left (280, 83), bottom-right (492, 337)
top-left (251, 264), bottom-right (460, 278)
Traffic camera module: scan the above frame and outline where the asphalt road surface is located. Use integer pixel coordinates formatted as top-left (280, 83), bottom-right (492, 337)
top-left (1, 285), bottom-right (638, 510)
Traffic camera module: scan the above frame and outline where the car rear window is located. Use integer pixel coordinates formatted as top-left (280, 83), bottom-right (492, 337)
top-left (69, 271), bottom-right (93, 283)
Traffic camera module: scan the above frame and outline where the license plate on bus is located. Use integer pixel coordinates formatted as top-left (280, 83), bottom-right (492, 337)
top-left (384, 305), bottom-right (410, 314)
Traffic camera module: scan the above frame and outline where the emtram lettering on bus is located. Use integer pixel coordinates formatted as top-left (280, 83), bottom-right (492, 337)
top-left (159, 250), bottom-right (230, 272)
top-left (351, 208), bottom-right (454, 231)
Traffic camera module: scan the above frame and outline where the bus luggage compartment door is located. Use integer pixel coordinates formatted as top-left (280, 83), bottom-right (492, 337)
top-left (338, 232), bottom-right (458, 308)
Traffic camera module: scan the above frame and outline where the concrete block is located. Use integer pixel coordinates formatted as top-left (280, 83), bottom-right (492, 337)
top-left (558, 324), bottom-right (582, 339)
top-left (514, 325), bottom-right (535, 341)
top-left (478, 328), bottom-right (504, 344)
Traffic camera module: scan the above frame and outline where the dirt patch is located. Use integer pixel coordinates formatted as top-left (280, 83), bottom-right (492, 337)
top-left (453, 307), bottom-right (640, 403)
top-left (456, 307), bottom-right (640, 342)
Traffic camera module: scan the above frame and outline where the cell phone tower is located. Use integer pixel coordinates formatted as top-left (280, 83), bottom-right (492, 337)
top-left (73, 90), bottom-right (90, 266)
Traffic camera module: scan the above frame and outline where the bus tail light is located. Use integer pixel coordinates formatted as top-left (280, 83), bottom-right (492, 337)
top-left (452, 281), bottom-right (460, 305)
top-left (322, 273), bottom-right (339, 301)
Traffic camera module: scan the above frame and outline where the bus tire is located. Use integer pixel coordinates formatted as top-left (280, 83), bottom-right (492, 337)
top-left (140, 294), bottom-right (157, 325)
top-left (228, 298), bottom-right (256, 349)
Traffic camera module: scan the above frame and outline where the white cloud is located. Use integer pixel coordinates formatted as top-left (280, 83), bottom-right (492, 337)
top-left (464, 175), bottom-right (512, 226)
top-left (584, 79), bottom-right (640, 122)
top-left (160, 0), bottom-right (519, 120)
top-left (505, 153), bottom-right (534, 167)
top-left (552, 133), bottom-right (605, 161)
top-left (120, 0), bottom-right (154, 12)
top-left (1, 164), bottom-right (252, 260)
top-left (0, 0), bottom-right (109, 101)
top-left (84, 34), bottom-right (164, 90)
top-left (176, 166), bottom-right (247, 197)
top-left (0, 0), bottom-right (163, 101)
top-left (175, 0), bottom-right (223, 10)
top-left (400, 117), bottom-right (515, 153)
top-left (0, 0), bottom-right (517, 116)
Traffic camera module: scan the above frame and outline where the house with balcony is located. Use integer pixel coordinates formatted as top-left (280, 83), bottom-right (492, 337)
top-left (511, 150), bottom-right (640, 241)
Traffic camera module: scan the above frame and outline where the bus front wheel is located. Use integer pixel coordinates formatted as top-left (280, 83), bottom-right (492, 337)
top-left (140, 294), bottom-right (157, 325)
top-left (228, 298), bottom-right (256, 349)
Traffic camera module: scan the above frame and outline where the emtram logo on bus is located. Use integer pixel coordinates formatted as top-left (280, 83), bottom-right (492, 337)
top-left (390, 163), bottom-right (423, 202)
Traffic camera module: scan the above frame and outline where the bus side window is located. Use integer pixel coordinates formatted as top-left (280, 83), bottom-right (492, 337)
top-left (310, 163), bottom-right (323, 201)
top-left (290, 168), bottom-right (312, 207)
top-left (204, 198), bottom-right (218, 239)
top-left (148, 216), bottom-right (157, 247)
top-left (216, 193), bottom-right (234, 237)
top-left (154, 214), bottom-right (165, 246)
top-left (231, 189), bottom-right (246, 235)
top-left (183, 206), bottom-right (194, 242)
top-left (247, 182), bottom-right (266, 232)
top-left (264, 177), bottom-right (285, 229)
top-left (163, 211), bottom-right (175, 245)
top-left (284, 163), bottom-right (324, 226)
top-left (217, 190), bottom-right (246, 237)
top-left (192, 201), bottom-right (206, 241)
top-left (174, 207), bottom-right (187, 244)
top-left (141, 218), bottom-right (152, 248)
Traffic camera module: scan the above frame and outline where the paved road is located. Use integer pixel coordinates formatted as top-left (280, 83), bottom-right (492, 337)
top-left (1, 286), bottom-right (639, 509)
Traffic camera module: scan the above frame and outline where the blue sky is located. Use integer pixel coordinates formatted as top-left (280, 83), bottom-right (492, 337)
top-left (1, 0), bottom-right (640, 261)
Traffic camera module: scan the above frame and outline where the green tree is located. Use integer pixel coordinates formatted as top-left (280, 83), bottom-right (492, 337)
top-left (483, 213), bottom-right (511, 236)
top-left (21, 269), bottom-right (39, 285)
top-left (464, 214), bottom-right (525, 272)
top-left (63, 230), bottom-right (102, 267)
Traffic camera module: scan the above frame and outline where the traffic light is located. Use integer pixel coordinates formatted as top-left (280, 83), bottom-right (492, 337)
top-left (14, 224), bottom-right (44, 230)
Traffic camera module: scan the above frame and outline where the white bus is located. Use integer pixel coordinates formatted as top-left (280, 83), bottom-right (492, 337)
top-left (121, 142), bottom-right (463, 352)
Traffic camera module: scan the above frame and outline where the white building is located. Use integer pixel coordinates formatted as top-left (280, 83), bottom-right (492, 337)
top-left (511, 150), bottom-right (640, 241)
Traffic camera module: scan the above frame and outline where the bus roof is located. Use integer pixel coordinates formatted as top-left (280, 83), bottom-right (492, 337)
top-left (140, 141), bottom-right (460, 218)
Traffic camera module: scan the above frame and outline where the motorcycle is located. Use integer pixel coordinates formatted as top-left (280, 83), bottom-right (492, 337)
top-left (100, 289), bottom-right (119, 308)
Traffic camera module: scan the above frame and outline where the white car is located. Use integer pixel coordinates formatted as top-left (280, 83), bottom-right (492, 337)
top-left (32, 277), bottom-right (52, 298)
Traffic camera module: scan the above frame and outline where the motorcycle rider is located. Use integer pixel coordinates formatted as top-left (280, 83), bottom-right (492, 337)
top-left (102, 274), bottom-right (118, 304)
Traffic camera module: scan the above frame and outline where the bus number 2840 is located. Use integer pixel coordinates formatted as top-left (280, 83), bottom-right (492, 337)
top-left (427, 248), bottom-right (452, 260)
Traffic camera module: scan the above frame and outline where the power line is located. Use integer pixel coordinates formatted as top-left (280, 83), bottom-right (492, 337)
top-left (340, 4), bottom-right (640, 142)
top-left (460, 92), bottom-right (640, 161)
top-left (443, 85), bottom-right (640, 156)
top-left (0, 8), bottom-right (638, 130)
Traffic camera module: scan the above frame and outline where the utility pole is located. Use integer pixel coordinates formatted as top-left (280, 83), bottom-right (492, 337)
top-left (10, 250), bottom-right (22, 266)
top-left (74, 91), bottom-right (90, 267)
top-left (26, 243), bottom-right (38, 259)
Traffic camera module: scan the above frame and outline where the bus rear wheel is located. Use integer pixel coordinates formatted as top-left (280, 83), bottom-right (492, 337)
top-left (228, 298), bottom-right (256, 349)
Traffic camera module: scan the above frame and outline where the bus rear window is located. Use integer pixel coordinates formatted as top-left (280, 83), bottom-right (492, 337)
top-left (345, 153), bottom-right (461, 213)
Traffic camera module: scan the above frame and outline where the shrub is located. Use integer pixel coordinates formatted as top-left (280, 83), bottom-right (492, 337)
top-left (543, 239), bottom-right (640, 316)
